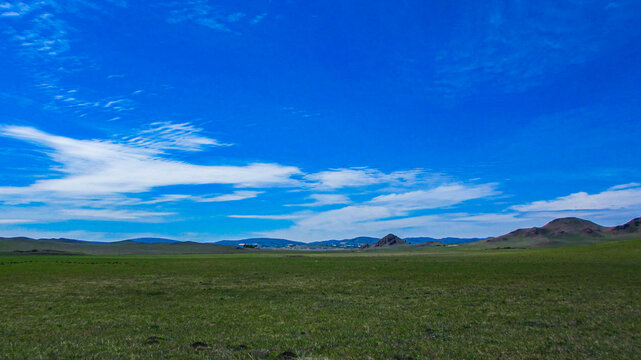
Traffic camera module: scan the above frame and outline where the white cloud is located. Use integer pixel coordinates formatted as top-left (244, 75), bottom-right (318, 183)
top-left (0, 1), bottom-right (30, 16)
top-left (0, 219), bottom-right (33, 224)
top-left (138, 194), bottom-right (191, 204)
top-left (143, 191), bottom-right (261, 204)
top-left (235, 182), bottom-right (499, 241)
top-left (251, 13), bottom-right (267, 24)
top-left (165, 0), bottom-right (247, 33)
top-left (369, 183), bottom-right (499, 211)
top-left (609, 182), bottom-right (641, 191)
top-left (306, 168), bottom-right (427, 189)
top-left (125, 122), bottom-right (231, 152)
top-left (60, 208), bottom-right (174, 221)
top-left (0, 202), bottom-right (172, 224)
top-left (0, 226), bottom-right (183, 243)
top-left (11, 11), bottom-right (70, 56)
top-left (229, 214), bottom-right (308, 220)
top-left (255, 210), bottom-right (509, 241)
top-left (427, 1), bottom-right (641, 96)
top-left (452, 213), bottom-right (523, 223)
top-left (103, 98), bottom-right (134, 111)
top-left (511, 184), bottom-right (641, 212)
top-left (0, 125), bottom-right (302, 202)
top-left (226, 12), bottom-right (245, 22)
top-left (287, 193), bottom-right (351, 207)
top-left (294, 205), bottom-right (397, 230)
top-left (2, 1), bottom-right (133, 117)
top-left (306, 168), bottom-right (381, 188)
top-left (197, 191), bottom-right (260, 202)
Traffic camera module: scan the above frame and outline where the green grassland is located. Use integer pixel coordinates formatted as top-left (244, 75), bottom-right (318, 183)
top-left (1, 240), bottom-right (641, 359)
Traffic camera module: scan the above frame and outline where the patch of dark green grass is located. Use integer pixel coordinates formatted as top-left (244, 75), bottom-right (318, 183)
top-left (1, 239), bottom-right (640, 359)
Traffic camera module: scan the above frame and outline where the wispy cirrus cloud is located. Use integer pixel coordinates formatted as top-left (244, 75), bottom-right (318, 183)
top-left (124, 122), bottom-right (231, 152)
top-left (165, 0), bottom-right (231, 32)
top-left (60, 208), bottom-right (174, 221)
top-left (7, 10), bottom-right (71, 58)
top-left (305, 167), bottom-right (430, 189)
top-left (229, 213), bottom-right (309, 221)
top-left (1, 0), bottom-right (136, 117)
top-left (0, 2), bottom-right (33, 17)
top-left (282, 106), bottom-right (321, 119)
top-left (0, 219), bottom-right (34, 224)
top-left (286, 194), bottom-right (351, 207)
top-left (163, 0), bottom-right (263, 33)
top-left (369, 183), bottom-right (499, 211)
top-left (511, 183), bottom-right (641, 212)
top-left (251, 13), bottom-right (267, 25)
top-left (0, 124), bottom-right (487, 228)
top-left (142, 191), bottom-right (262, 204)
top-left (0, 203), bottom-right (172, 223)
top-left (426, 0), bottom-right (641, 96)
top-left (0, 124), bottom-right (301, 203)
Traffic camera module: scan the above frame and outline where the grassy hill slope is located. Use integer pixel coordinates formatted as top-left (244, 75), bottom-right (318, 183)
top-left (475, 216), bottom-right (641, 248)
top-left (0, 237), bottom-right (254, 255)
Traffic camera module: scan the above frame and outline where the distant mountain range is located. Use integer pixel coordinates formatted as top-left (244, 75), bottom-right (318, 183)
top-left (1, 217), bottom-right (639, 254)
top-left (404, 237), bottom-right (488, 244)
top-left (0, 237), bottom-right (252, 256)
top-left (124, 237), bottom-right (181, 243)
top-left (211, 235), bottom-right (484, 249)
top-left (213, 236), bottom-right (381, 249)
top-left (213, 238), bottom-right (303, 248)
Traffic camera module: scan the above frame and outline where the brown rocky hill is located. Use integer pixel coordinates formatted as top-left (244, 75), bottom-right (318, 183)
top-left (359, 234), bottom-right (407, 249)
top-left (610, 217), bottom-right (641, 235)
top-left (485, 217), bottom-right (641, 246)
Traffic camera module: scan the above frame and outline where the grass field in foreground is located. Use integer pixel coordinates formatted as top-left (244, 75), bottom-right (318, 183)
top-left (1, 240), bottom-right (640, 359)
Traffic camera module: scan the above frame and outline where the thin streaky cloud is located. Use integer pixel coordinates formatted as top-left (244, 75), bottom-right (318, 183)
top-left (229, 214), bottom-right (308, 220)
top-left (306, 168), bottom-right (429, 189)
top-left (251, 13), bottom-right (267, 24)
top-left (0, 125), bottom-right (302, 200)
top-left (286, 194), bottom-right (351, 207)
top-left (0, 219), bottom-right (34, 224)
top-left (511, 184), bottom-right (641, 212)
top-left (368, 183), bottom-right (499, 211)
top-left (125, 122), bottom-right (231, 152)
top-left (234, 182), bottom-right (499, 240)
top-left (60, 208), bottom-right (175, 221)
top-left (142, 191), bottom-right (262, 204)
top-left (426, 1), bottom-right (641, 96)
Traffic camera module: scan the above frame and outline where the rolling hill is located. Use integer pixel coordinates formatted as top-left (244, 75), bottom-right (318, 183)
top-left (0, 237), bottom-right (253, 255)
top-left (483, 217), bottom-right (641, 248)
top-left (213, 238), bottom-right (303, 248)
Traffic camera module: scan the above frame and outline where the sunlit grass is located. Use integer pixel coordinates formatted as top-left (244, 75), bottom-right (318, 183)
top-left (1, 239), bottom-right (640, 359)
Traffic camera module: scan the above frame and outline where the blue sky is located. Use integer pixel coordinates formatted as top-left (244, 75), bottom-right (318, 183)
top-left (1, 0), bottom-right (640, 242)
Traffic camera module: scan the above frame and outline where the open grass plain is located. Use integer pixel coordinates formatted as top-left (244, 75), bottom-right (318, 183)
top-left (1, 239), bottom-right (641, 359)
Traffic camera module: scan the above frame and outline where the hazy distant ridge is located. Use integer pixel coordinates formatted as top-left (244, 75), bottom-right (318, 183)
top-left (2, 217), bottom-right (639, 254)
